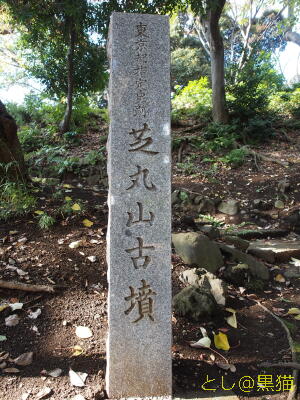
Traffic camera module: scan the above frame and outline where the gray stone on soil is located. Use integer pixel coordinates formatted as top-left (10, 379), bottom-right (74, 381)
top-left (193, 195), bottom-right (203, 205)
top-left (217, 199), bottom-right (239, 216)
top-left (172, 190), bottom-right (180, 205)
top-left (197, 198), bottom-right (216, 214)
top-left (219, 243), bottom-right (269, 280)
top-left (221, 229), bottom-right (289, 240)
top-left (172, 232), bottom-right (224, 273)
top-left (198, 224), bottom-right (220, 240)
top-left (179, 268), bottom-right (227, 306)
top-left (106, 13), bottom-right (171, 398)
top-left (223, 263), bottom-right (250, 286)
top-left (173, 286), bottom-right (219, 321)
top-left (248, 240), bottom-right (300, 262)
top-left (283, 265), bottom-right (300, 279)
top-left (221, 235), bottom-right (250, 251)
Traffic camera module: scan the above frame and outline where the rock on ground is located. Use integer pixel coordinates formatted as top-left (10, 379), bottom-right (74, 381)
top-left (248, 240), bottom-right (300, 262)
top-left (218, 243), bottom-right (269, 280)
top-left (172, 232), bottom-right (224, 273)
top-left (179, 268), bottom-right (227, 306)
top-left (173, 286), bottom-right (219, 321)
top-left (217, 199), bottom-right (239, 216)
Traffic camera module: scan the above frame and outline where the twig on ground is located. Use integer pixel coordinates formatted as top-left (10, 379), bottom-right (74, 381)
top-left (254, 299), bottom-right (298, 400)
top-left (0, 280), bottom-right (55, 293)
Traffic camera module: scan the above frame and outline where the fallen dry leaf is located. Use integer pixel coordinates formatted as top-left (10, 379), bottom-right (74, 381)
top-left (36, 387), bottom-right (53, 400)
top-left (225, 308), bottom-right (237, 329)
top-left (72, 345), bottom-right (83, 356)
top-left (3, 367), bottom-right (20, 373)
top-left (216, 362), bottom-right (236, 372)
top-left (287, 307), bottom-right (300, 315)
top-left (13, 352), bottom-right (33, 366)
top-left (28, 308), bottom-right (42, 319)
top-left (5, 314), bottom-right (20, 327)
top-left (71, 203), bottom-right (81, 211)
top-left (275, 274), bottom-right (285, 283)
top-left (69, 240), bottom-right (83, 249)
top-left (190, 336), bottom-right (211, 349)
top-left (41, 368), bottom-right (62, 378)
top-left (82, 219), bottom-right (93, 227)
top-left (75, 326), bottom-right (93, 339)
top-left (9, 303), bottom-right (23, 311)
top-left (214, 332), bottom-right (230, 351)
top-left (69, 369), bottom-right (88, 387)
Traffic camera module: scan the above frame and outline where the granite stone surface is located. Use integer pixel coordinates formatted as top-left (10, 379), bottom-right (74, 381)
top-left (106, 12), bottom-right (171, 399)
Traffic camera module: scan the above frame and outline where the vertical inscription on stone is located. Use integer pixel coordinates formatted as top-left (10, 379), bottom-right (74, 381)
top-left (106, 12), bottom-right (171, 399)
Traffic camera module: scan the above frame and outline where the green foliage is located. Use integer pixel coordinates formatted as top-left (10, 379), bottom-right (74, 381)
top-left (38, 214), bottom-right (56, 230)
top-left (98, 108), bottom-right (109, 124)
top-left (84, 148), bottom-right (106, 165)
top-left (179, 191), bottom-right (189, 202)
top-left (5, 0), bottom-right (107, 100)
top-left (172, 77), bottom-right (212, 121)
top-left (177, 159), bottom-right (198, 175)
top-left (220, 148), bottom-right (247, 167)
top-left (0, 182), bottom-right (36, 220)
top-left (269, 87), bottom-right (300, 118)
top-left (227, 53), bottom-right (284, 121)
top-left (171, 47), bottom-right (210, 89)
top-left (198, 214), bottom-right (224, 227)
top-left (63, 131), bottom-right (80, 144)
top-left (241, 117), bottom-right (274, 143)
top-left (202, 122), bottom-right (238, 151)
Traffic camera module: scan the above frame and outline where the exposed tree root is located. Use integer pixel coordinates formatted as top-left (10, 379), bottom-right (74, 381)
top-left (176, 123), bottom-right (205, 134)
top-left (254, 300), bottom-right (298, 400)
top-left (241, 145), bottom-right (290, 168)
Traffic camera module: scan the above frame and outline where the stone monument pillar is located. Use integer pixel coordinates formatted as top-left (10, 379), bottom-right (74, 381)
top-left (106, 12), bottom-right (172, 399)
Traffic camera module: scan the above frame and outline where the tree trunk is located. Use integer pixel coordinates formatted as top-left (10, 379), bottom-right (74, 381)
top-left (59, 19), bottom-right (76, 134)
top-left (206, 0), bottom-right (229, 124)
top-left (0, 100), bottom-right (28, 182)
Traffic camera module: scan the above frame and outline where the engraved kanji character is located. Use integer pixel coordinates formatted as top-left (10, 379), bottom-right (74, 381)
top-left (128, 123), bottom-right (158, 154)
top-left (257, 375), bottom-right (274, 391)
top-left (126, 165), bottom-right (156, 191)
top-left (136, 22), bottom-right (148, 38)
top-left (133, 104), bottom-right (146, 118)
top-left (125, 236), bottom-right (154, 269)
top-left (126, 202), bottom-right (154, 227)
top-left (124, 279), bottom-right (156, 323)
top-left (276, 375), bottom-right (295, 392)
top-left (221, 377), bottom-right (235, 390)
top-left (133, 64), bottom-right (147, 76)
top-left (135, 78), bottom-right (147, 89)
top-left (201, 375), bottom-right (216, 391)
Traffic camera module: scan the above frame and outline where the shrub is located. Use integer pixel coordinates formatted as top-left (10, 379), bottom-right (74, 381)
top-left (0, 182), bottom-right (36, 220)
top-left (227, 53), bottom-right (284, 121)
top-left (172, 77), bottom-right (212, 122)
top-left (269, 88), bottom-right (300, 118)
top-left (38, 214), bottom-right (56, 229)
top-left (220, 148), bottom-right (247, 167)
top-left (202, 122), bottom-right (239, 151)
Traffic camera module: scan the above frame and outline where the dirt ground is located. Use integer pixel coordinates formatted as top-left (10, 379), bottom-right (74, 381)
top-left (0, 129), bottom-right (299, 400)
